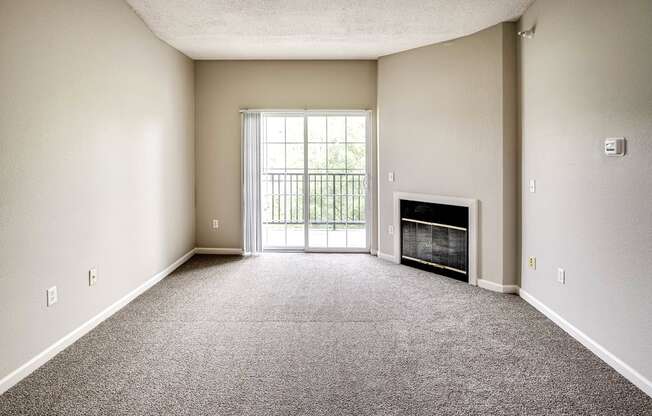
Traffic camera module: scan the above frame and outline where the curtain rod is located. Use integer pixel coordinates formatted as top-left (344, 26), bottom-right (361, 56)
top-left (239, 108), bottom-right (372, 113)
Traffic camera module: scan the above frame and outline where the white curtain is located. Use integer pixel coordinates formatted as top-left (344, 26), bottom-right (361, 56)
top-left (242, 111), bottom-right (263, 255)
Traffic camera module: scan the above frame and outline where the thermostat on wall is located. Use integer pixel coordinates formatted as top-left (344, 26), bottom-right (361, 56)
top-left (604, 137), bottom-right (625, 156)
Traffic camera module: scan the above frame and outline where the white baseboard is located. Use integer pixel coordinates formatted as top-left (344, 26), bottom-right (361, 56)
top-left (477, 279), bottom-right (519, 294)
top-left (195, 247), bottom-right (243, 255)
top-left (519, 288), bottom-right (652, 398)
top-left (376, 251), bottom-right (398, 263)
top-left (0, 248), bottom-right (196, 395)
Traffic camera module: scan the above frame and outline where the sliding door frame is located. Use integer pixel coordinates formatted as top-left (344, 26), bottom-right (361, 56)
top-left (259, 109), bottom-right (373, 253)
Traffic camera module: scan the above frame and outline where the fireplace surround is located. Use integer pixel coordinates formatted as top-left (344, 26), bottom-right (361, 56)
top-left (392, 192), bottom-right (478, 285)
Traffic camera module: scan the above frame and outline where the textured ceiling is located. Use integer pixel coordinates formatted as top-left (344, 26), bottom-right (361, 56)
top-left (126, 0), bottom-right (534, 60)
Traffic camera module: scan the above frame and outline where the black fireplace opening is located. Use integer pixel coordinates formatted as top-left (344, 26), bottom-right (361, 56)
top-left (400, 199), bottom-right (469, 283)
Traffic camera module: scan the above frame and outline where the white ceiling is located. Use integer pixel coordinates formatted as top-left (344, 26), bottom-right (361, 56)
top-left (126, 0), bottom-right (534, 60)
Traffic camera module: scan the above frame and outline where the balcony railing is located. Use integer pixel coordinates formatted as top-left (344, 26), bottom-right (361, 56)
top-left (262, 173), bottom-right (366, 226)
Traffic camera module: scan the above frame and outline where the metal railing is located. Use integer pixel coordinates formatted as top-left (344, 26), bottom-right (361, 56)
top-left (262, 173), bottom-right (366, 226)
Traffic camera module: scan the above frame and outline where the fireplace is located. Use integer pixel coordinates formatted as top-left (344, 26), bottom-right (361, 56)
top-left (400, 200), bottom-right (468, 282)
top-left (392, 192), bottom-right (478, 285)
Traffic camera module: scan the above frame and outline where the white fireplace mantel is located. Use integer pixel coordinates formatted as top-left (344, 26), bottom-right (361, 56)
top-left (392, 192), bottom-right (478, 286)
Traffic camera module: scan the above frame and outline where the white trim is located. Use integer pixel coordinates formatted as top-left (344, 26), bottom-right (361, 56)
top-left (375, 108), bottom-right (381, 266)
top-left (0, 248), bottom-right (196, 395)
top-left (364, 110), bottom-right (374, 252)
top-left (302, 111), bottom-right (310, 250)
top-left (377, 251), bottom-right (397, 263)
top-left (477, 279), bottom-right (519, 294)
top-left (241, 108), bottom-right (371, 114)
top-left (519, 288), bottom-right (652, 398)
top-left (195, 247), bottom-right (244, 255)
top-left (392, 192), bottom-right (479, 286)
top-left (305, 248), bottom-right (370, 254)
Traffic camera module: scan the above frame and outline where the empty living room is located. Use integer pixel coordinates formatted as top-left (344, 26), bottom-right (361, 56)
top-left (2, 0), bottom-right (652, 414)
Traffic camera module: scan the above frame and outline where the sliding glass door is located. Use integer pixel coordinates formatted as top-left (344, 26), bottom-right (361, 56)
top-left (261, 111), bottom-right (370, 251)
top-left (306, 114), bottom-right (368, 249)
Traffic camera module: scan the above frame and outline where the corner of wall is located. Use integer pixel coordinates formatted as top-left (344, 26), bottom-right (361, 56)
top-left (514, 18), bottom-right (524, 288)
top-left (500, 22), bottom-right (519, 287)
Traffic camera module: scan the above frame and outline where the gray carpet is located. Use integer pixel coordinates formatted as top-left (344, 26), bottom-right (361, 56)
top-left (1, 254), bottom-right (651, 415)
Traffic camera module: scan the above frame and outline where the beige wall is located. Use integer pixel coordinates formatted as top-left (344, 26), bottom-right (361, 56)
top-left (0, 0), bottom-right (195, 381)
top-left (377, 23), bottom-right (518, 285)
top-left (519, 0), bottom-right (652, 384)
top-left (195, 60), bottom-right (378, 249)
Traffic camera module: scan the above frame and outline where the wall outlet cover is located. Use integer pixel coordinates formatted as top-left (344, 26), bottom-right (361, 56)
top-left (528, 256), bottom-right (536, 270)
top-left (212, 219), bottom-right (219, 229)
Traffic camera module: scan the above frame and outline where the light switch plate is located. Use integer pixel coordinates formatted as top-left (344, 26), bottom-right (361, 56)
top-left (212, 219), bottom-right (219, 229)
top-left (388, 225), bottom-right (394, 235)
top-left (557, 268), bottom-right (566, 284)
top-left (388, 172), bottom-right (395, 182)
top-left (529, 179), bottom-right (536, 193)
top-left (47, 286), bottom-right (58, 307)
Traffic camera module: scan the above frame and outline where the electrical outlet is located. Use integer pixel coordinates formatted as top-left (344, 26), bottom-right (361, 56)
top-left (46, 286), bottom-right (58, 307)
top-left (557, 268), bottom-right (566, 284)
top-left (89, 268), bottom-right (97, 287)
top-left (388, 225), bottom-right (394, 235)
top-left (212, 219), bottom-right (219, 230)
top-left (528, 256), bottom-right (537, 270)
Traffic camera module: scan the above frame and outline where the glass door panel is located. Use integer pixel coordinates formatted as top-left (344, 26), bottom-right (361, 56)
top-left (261, 115), bottom-right (304, 248)
top-left (307, 115), bottom-right (367, 249)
